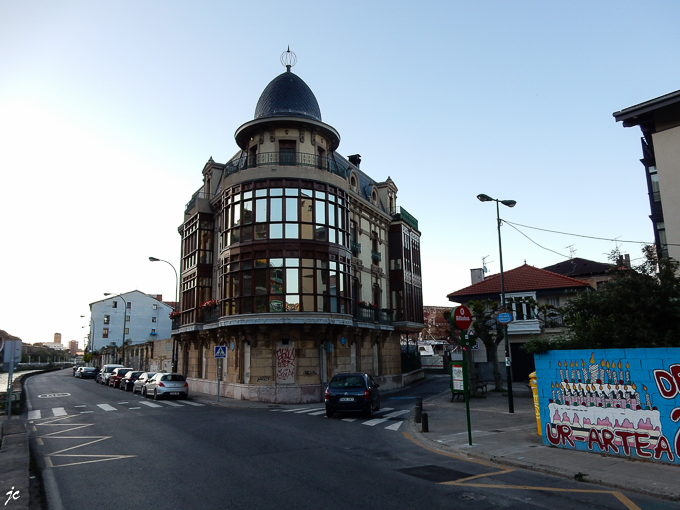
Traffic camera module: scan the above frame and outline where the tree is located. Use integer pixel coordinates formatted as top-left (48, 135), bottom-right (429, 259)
top-left (467, 299), bottom-right (505, 391)
top-left (525, 248), bottom-right (680, 352)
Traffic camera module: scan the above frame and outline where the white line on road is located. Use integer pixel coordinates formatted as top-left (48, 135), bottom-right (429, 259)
top-left (161, 401), bottom-right (183, 407)
top-left (281, 408), bottom-right (308, 413)
top-left (97, 404), bottom-right (116, 412)
top-left (28, 410), bottom-right (41, 420)
top-left (382, 409), bottom-right (410, 419)
top-left (309, 410), bottom-right (327, 416)
top-left (138, 401), bottom-right (162, 408)
top-left (182, 401), bottom-right (205, 406)
top-left (385, 421), bottom-right (403, 431)
top-left (342, 418), bottom-right (357, 422)
top-left (294, 408), bottom-right (325, 413)
top-left (362, 418), bottom-right (388, 426)
top-left (52, 408), bottom-right (67, 416)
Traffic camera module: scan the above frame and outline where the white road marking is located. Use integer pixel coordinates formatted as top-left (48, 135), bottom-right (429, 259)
top-left (281, 407), bottom-right (308, 413)
top-left (294, 408), bottom-right (325, 413)
top-left (309, 410), bottom-right (327, 416)
top-left (53, 408), bottom-right (67, 416)
top-left (129, 407), bottom-right (141, 410)
top-left (161, 401), bottom-right (183, 407)
top-left (28, 410), bottom-right (41, 420)
top-left (382, 409), bottom-right (410, 419)
top-left (182, 401), bottom-right (204, 406)
top-left (79, 411), bottom-right (94, 414)
top-left (385, 421), bottom-right (403, 431)
top-left (342, 418), bottom-right (357, 422)
top-left (376, 407), bottom-right (395, 413)
top-left (97, 404), bottom-right (116, 412)
top-left (138, 401), bottom-right (162, 408)
top-left (362, 418), bottom-right (388, 426)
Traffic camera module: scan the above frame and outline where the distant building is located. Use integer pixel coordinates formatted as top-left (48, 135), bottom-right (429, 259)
top-left (542, 257), bottom-right (614, 289)
top-left (614, 90), bottom-right (680, 261)
top-left (69, 340), bottom-right (78, 355)
top-left (42, 342), bottom-right (67, 351)
top-left (53, 333), bottom-right (62, 344)
top-left (88, 291), bottom-right (173, 355)
top-left (172, 51), bottom-right (424, 403)
top-left (447, 264), bottom-right (592, 383)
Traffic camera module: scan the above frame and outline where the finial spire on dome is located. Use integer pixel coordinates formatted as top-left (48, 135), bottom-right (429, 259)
top-left (281, 46), bottom-right (297, 72)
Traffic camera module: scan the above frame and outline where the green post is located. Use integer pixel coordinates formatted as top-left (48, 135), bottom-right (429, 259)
top-left (462, 334), bottom-right (473, 446)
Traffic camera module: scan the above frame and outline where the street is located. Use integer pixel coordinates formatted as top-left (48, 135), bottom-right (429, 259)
top-left (21, 370), bottom-right (676, 510)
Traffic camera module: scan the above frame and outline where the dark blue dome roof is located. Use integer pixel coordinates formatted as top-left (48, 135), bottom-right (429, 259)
top-left (254, 71), bottom-right (322, 121)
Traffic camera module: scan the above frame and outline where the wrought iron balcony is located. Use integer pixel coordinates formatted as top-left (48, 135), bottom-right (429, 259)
top-left (371, 250), bottom-right (382, 263)
top-left (353, 303), bottom-right (393, 325)
top-left (351, 241), bottom-right (361, 255)
top-left (225, 152), bottom-right (346, 178)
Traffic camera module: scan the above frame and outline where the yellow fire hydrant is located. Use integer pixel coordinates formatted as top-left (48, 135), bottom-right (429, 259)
top-left (529, 371), bottom-right (541, 436)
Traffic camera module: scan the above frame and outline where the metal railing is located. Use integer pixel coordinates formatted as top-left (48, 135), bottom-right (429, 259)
top-left (353, 304), bottom-right (393, 325)
top-left (351, 241), bottom-right (361, 254)
top-left (225, 152), bottom-right (346, 178)
top-left (371, 250), bottom-right (382, 263)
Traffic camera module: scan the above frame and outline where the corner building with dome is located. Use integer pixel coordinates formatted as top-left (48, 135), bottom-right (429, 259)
top-left (173, 53), bottom-right (423, 403)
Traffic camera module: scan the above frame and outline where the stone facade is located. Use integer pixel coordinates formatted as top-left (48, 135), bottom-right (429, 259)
top-left (173, 52), bottom-right (423, 403)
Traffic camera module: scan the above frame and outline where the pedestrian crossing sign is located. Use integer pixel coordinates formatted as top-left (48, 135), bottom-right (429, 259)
top-left (214, 346), bottom-right (227, 358)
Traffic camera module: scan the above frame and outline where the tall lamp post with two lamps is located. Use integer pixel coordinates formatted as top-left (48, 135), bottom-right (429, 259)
top-left (476, 193), bottom-right (516, 414)
top-left (104, 293), bottom-right (127, 365)
top-left (149, 257), bottom-right (179, 372)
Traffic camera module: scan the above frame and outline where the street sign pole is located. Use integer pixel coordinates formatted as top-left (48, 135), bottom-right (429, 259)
top-left (452, 306), bottom-right (474, 446)
top-left (462, 332), bottom-right (472, 446)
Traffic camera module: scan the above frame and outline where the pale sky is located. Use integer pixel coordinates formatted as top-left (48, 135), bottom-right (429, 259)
top-left (2, 1), bottom-right (680, 347)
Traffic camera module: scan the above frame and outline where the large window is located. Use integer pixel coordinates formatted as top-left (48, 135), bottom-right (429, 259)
top-left (223, 183), bottom-right (349, 249)
top-left (222, 256), bottom-right (350, 316)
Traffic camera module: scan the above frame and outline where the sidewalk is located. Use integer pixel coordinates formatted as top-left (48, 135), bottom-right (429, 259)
top-left (407, 385), bottom-right (680, 502)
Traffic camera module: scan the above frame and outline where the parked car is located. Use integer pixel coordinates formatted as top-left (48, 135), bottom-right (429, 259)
top-left (108, 367), bottom-right (133, 388)
top-left (98, 364), bottom-right (124, 385)
top-left (72, 365), bottom-right (82, 376)
top-left (144, 373), bottom-right (189, 400)
top-left (324, 373), bottom-right (380, 418)
top-left (119, 371), bottom-right (144, 391)
top-left (133, 372), bottom-right (157, 395)
top-left (78, 367), bottom-right (97, 379)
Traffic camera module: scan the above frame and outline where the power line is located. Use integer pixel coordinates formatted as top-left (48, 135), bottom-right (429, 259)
top-left (502, 220), bottom-right (672, 245)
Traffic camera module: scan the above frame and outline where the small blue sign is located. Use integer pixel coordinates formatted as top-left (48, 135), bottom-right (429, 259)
top-left (496, 312), bottom-right (513, 324)
top-left (214, 346), bottom-right (227, 358)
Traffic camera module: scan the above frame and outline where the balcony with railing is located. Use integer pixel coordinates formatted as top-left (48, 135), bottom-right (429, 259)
top-left (351, 241), bottom-right (361, 255)
top-left (224, 152), bottom-right (346, 178)
top-left (353, 303), bottom-right (393, 325)
top-left (371, 250), bottom-right (382, 263)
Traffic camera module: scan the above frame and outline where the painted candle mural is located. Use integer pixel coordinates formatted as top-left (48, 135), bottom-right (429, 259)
top-left (534, 348), bottom-right (680, 465)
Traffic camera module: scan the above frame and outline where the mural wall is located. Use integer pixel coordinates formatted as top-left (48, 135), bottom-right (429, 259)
top-left (534, 348), bottom-right (680, 464)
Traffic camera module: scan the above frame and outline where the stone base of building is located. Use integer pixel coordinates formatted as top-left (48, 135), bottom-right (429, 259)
top-left (187, 368), bottom-right (425, 404)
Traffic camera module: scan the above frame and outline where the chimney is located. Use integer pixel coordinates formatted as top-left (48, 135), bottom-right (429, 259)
top-left (470, 268), bottom-right (485, 285)
top-left (348, 154), bottom-right (361, 168)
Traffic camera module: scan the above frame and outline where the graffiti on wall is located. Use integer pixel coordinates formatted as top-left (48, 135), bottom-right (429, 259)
top-left (276, 345), bottom-right (295, 384)
top-left (535, 348), bottom-right (680, 464)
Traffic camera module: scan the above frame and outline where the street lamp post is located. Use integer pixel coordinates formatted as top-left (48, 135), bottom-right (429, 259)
top-left (149, 257), bottom-right (179, 372)
top-left (104, 293), bottom-right (127, 365)
top-left (477, 193), bottom-right (516, 414)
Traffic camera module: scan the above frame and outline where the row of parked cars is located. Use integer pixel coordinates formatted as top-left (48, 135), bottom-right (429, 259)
top-left (74, 363), bottom-right (189, 400)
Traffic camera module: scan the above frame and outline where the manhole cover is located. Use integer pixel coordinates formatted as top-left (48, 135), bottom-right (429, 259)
top-left (397, 465), bottom-right (473, 483)
top-left (37, 393), bottom-right (70, 398)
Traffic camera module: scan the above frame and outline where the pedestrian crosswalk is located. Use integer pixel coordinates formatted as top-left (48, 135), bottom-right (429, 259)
top-left (269, 406), bottom-right (409, 431)
top-left (27, 399), bottom-right (205, 420)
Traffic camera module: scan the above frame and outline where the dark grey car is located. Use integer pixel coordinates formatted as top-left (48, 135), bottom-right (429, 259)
top-left (324, 373), bottom-right (380, 418)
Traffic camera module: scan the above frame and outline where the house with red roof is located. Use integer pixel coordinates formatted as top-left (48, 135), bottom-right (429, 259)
top-left (447, 264), bottom-right (592, 383)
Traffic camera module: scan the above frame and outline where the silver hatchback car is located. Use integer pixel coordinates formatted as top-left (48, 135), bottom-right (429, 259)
top-left (144, 373), bottom-right (189, 400)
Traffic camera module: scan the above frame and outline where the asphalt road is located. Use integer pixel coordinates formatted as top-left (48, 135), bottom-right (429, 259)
top-left (23, 369), bottom-right (677, 510)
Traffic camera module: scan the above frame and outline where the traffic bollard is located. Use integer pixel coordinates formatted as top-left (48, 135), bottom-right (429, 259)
top-left (415, 403), bottom-right (422, 423)
top-left (416, 397), bottom-right (422, 407)
top-left (421, 412), bottom-right (429, 433)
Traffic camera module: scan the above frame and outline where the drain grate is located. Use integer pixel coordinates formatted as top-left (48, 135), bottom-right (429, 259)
top-left (397, 465), bottom-right (473, 483)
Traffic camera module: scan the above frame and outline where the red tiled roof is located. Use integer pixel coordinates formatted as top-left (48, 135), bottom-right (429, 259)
top-left (447, 264), bottom-right (592, 301)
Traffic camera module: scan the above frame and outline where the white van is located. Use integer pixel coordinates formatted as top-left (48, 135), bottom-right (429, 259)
top-left (98, 364), bottom-right (124, 385)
